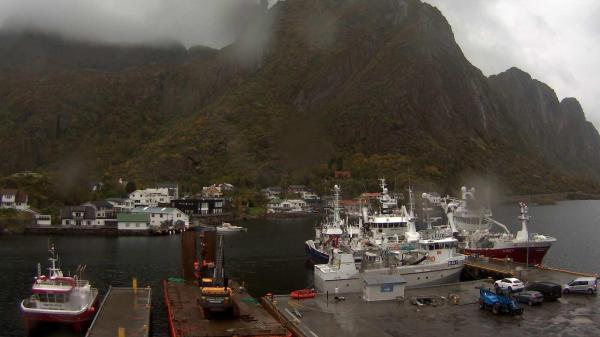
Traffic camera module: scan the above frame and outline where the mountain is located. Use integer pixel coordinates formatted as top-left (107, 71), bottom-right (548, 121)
top-left (0, 0), bottom-right (599, 196)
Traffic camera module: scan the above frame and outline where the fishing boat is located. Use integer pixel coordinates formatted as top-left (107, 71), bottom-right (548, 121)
top-left (305, 185), bottom-right (353, 264)
top-left (20, 245), bottom-right (99, 330)
top-left (313, 236), bottom-right (466, 294)
top-left (423, 187), bottom-right (556, 265)
top-left (216, 222), bottom-right (247, 232)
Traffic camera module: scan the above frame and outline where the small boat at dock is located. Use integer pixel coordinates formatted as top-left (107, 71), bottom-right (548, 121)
top-left (20, 245), bottom-right (99, 331)
top-left (216, 222), bottom-right (247, 232)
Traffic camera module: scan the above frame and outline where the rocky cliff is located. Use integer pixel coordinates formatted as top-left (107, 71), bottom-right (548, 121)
top-left (0, 0), bottom-right (598, 194)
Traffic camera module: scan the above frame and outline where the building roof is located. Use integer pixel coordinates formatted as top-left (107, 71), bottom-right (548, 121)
top-left (0, 188), bottom-right (17, 196)
top-left (106, 198), bottom-right (126, 203)
top-left (86, 200), bottom-right (114, 209)
top-left (156, 183), bottom-right (178, 189)
top-left (60, 206), bottom-right (96, 220)
top-left (132, 206), bottom-right (180, 214)
top-left (117, 213), bottom-right (150, 222)
top-left (362, 274), bottom-right (407, 285)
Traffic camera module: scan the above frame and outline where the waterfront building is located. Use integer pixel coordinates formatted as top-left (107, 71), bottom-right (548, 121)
top-left (60, 206), bottom-right (97, 226)
top-left (266, 199), bottom-right (308, 213)
top-left (82, 200), bottom-right (117, 226)
top-left (131, 206), bottom-right (189, 228)
top-left (156, 183), bottom-right (179, 199)
top-left (262, 187), bottom-right (283, 200)
top-left (170, 198), bottom-right (229, 216)
top-left (0, 189), bottom-right (29, 210)
top-left (117, 213), bottom-right (151, 232)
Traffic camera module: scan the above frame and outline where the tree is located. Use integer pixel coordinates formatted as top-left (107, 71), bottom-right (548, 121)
top-left (125, 181), bottom-right (137, 194)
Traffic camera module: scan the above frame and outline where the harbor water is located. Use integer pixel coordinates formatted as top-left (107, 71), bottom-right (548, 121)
top-left (1, 200), bottom-right (600, 337)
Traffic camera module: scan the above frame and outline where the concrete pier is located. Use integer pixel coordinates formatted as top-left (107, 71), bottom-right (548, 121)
top-left (265, 260), bottom-right (600, 337)
top-left (86, 287), bottom-right (151, 337)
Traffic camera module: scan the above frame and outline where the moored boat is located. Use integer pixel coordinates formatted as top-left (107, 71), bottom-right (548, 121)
top-left (216, 222), bottom-right (247, 232)
top-left (20, 245), bottom-right (99, 331)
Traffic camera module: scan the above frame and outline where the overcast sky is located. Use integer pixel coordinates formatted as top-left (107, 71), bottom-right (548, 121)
top-left (424, 0), bottom-right (600, 128)
top-left (0, 0), bottom-right (598, 127)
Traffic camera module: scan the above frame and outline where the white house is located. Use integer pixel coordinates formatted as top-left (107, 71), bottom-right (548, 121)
top-left (106, 198), bottom-right (135, 212)
top-left (300, 191), bottom-right (320, 201)
top-left (60, 206), bottom-right (97, 226)
top-left (129, 188), bottom-right (172, 207)
top-left (131, 206), bottom-right (190, 229)
top-left (0, 189), bottom-right (29, 210)
top-left (266, 199), bottom-right (308, 213)
top-left (117, 213), bottom-right (151, 232)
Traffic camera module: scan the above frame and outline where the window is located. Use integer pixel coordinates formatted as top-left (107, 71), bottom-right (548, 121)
top-left (136, 223), bottom-right (140, 228)
top-left (177, 213), bottom-right (180, 217)
top-left (160, 214), bottom-right (163, 218)
top-left (65, 220), bottom-right (70, 225)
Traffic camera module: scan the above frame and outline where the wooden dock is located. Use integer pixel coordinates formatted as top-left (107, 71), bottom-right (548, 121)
top-left (86, 287), bottom-right (151, 337)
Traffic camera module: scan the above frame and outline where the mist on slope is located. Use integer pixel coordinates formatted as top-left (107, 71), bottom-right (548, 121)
top-left (0, 0), bottom-right (275, 48)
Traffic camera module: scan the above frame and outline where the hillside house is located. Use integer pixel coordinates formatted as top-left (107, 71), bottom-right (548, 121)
top-left (106, 198), bottom-right (135, 212)
top-left (0, 189), bottom-right (29, 210)
top-left (129, 188), bottom-right (172, 207)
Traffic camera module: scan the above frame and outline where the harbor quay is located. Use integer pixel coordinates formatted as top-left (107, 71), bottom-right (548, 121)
top-left (263, 261), bottom-right (600, 337)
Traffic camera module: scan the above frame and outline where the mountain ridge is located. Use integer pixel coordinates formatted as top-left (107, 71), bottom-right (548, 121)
top-left (0, 0), bottom-right (598, 196)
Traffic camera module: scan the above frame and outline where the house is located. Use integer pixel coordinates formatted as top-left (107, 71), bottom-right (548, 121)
top-left (131, 206), bottom-right (190, 229)
top-left (82, 200), bottom-right (117, 226)
top-left (334, 170), bottom-right (352, 179)
top-left (288, 185), bottom-right (308, 195)
top-left (170, 198), bottom-right (229, 216)
top-left (0, 189), bottom-right (29, 210)
top-left (117, 213), bottom-right (151, 232)
top-left (300, 191), bottom-right (320, 201)
top-left (156, 183), bottom-right (179, 199)
top-left (129, 188), bottom-right (173, 207)
top-left (266, 199), bottom-right (308, 213)
top-left (106, 198), bottom-right (135, 212)
top-left (201, 183), bottom-right (234, 198)
top-left (60, 206), bottom-right (97, 226)
top-left (34, 214), bottom-right (52, 226)
top-left (262, 187), bottom-right (282, 200)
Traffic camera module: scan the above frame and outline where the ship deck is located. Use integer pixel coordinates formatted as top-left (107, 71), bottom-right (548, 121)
top-left (85, 287), bottom-right (151, 337)
top-left (164, 280), bottom-right (288, 337)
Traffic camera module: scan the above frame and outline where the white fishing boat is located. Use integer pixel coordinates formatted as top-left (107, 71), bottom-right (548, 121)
top-left (216, 222), bottom-right (247, 232)
top-left (314, 236), bottom-right (466, 294)
top-left (20, 245), bottom-right (99, 331)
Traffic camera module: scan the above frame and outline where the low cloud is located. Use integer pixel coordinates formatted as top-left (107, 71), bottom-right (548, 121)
top-left (0, 0), bottom-right (274, 48)
top-left (425, 0), bottom-right (600, 127)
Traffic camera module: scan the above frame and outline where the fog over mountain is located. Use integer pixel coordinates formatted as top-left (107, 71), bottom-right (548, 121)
top-left (0, 0), bottom-right (272, 48)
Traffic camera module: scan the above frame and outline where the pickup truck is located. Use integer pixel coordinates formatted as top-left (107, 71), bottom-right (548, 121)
top-left (479, 288), bottom-right (523, 315)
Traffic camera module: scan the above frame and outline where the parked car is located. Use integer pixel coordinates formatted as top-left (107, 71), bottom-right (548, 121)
top-left (514, 290), bottom-right (544, 306)
top-left (525, 281), bottom-right (562, 301)
top-left (479, 288), bottom-right (523, 315)
top-left (563, 277), bottom-right (598, 294)
top-left (494, 278), bottom-right (525, 292)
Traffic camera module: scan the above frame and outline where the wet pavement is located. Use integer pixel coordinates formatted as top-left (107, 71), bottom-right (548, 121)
top-left (270, 279), bottom-right (600, 337)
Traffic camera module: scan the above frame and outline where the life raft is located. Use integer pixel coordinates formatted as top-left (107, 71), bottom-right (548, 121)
top-left (290, 289), bottom-right (316, 299)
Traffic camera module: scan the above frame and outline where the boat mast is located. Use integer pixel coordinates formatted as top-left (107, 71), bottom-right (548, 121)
top-left (333, 185), bottom-right (341, 225)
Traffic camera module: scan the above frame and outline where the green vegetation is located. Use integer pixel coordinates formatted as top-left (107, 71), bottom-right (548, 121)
top-left (1, 0), bottom-right (600, 200)
top-left (0, 209), bottom-right (33, 234)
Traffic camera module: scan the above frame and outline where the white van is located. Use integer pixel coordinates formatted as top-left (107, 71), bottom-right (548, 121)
top-left (563, 277), bottom-right (598, 294)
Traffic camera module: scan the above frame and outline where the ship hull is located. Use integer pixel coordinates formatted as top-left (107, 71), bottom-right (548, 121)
top-left (304, 240), bottom-right (329, 265)
top-left (21, 294), bottom-right (99, 327)
top-left (463, 245), bottom-right (551, 265)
